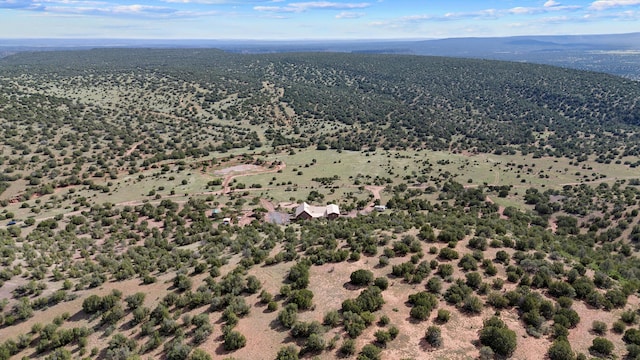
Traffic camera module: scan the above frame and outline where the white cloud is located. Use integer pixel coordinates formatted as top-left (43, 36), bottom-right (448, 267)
top-left (538, 15), bottom-right (572, 23)
top-left (39, 0), bottom-right (106, 4)
top-left (336, 11), bottom-right (364, 19)
top-left (584, 8), bottom-right (640, 19)
top-left (393, 2), bottom-right (581, 25)
top-left (509, 7), bottom-right (540, 14)
top-left (254, 1), bottom-right (370, 13)
top-left (0, 0), bottom-right (230, 17)
top-left (37, 2), bottom-right (226, 17)
top-left (0, 0), bottom-right (43, 10)
top-left (589, 0), bottom-right (640, 10)
top-left (161, 0), bottom-right (227, 3)
top-left (160, 0), bottom-right (285, 3)
top-left (253, 5), bottom-right (282, 11)
top-left (293, 1), bottom-right (369, 9)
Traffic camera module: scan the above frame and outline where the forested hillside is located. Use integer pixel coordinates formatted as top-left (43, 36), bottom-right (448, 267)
top-left (2, 49), bottom-right (639, 158)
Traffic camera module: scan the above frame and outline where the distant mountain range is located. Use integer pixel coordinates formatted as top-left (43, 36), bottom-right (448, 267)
top-left (1, 33), bottom-right (639, 79)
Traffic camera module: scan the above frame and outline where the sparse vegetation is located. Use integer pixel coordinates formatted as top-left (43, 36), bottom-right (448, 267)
top-left (0, 48), bottom-right (638, 360)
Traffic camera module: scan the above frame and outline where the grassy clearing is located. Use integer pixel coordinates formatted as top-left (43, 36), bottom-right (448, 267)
top-left (3, 145), bottom-right (637, 225)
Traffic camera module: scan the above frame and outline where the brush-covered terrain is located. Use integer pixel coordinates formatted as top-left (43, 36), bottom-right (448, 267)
top-left (0, 49), bottom-right (640, 360)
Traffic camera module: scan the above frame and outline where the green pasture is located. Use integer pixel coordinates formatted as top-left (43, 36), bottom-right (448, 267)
top-left (3, 142), bottom-right (639, 224)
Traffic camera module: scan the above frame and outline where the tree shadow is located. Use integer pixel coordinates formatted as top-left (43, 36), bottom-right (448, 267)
top-left (404, 315), bottom-right (427, 325)
top-left (118, 318), bottom-right (137, 332)
top-left (214, 342), bottom-right (230, 356)
top-left (262, 306), bottom-right (277, 314)
top-left (269, 318), bottom-right (287, 332)
top-left (281, 334), bottom-right (296, 345)
top-left (68, 309), bottom-right (90, 323)
top-left (342, 282), bottom-right (364, 291)
top-left (418, 338), bottom-right (435, 352)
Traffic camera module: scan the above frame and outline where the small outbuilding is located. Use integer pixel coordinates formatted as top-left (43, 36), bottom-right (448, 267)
top-left (374, 205), bottom-right (387, 212)
top-left (326, 204), bottom-right (340, 219)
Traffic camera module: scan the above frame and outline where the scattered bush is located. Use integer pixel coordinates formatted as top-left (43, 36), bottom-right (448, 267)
top-left (289, 289), bottom-right (314, 310)
top-left (339, 339), bottom-right (356, 356)
top-left (189, 349), bottom-right (212, 360)
top-left (589, 337), bottom-right (613, 356)
top-left (627, 344), bottom-right (640, 359)
top-left (374, 330), bottom-right (392, 346)
top-left (350, 269), bottom-right (374, 286)
top-left (303, 333), bottom-right (325, 353)
top-left (621, 309), bottom-right (637, 324)
top-left (591, 320), bottom-right (607, 335)
top-left (425, 326), bottom-right (443, 348)
top-left (223, 331), bottom-right (246, 351)
top-left (479, 316), bottom-right (517, 357)
top-left (436, 309), bottom-right (451, 323)
top-left (374, 277), bottom-right (389, 290)
top-left (324, 310), bottom-right (341, 327)
top-left (548, 339), bottom-right (575, 360)
top-left (462, 295), bottom-right (483, 314)
top-left (277, 304), bottom-right (298, 329)
top-left (623, 328), bottom-right (640, 345)
top-left (439, 247), bottom-right (459, 261)
top-left (276, 345), bottom-right (299, 360)
top-left (426, 277), bottom-right (442, 294)
top-left (359, 344), bottom-right (382, 360)
top-left (612, 320), bottom-right (626, 333)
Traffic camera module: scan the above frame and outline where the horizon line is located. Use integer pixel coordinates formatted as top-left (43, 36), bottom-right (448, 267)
top-left (1, 31), bottom-right (639, 44)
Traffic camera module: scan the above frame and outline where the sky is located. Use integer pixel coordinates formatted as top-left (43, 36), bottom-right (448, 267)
top-left (0, 0), bottom-right (639, 39)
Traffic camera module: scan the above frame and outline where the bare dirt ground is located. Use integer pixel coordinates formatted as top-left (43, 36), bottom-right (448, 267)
top-left (260, 198), bottom-right (277, 213)
top-left (124, 141), bottom-right (143, 156)
top-left (568, 295), bottom-right (640, 359)
top-left (215, 164), bottom-right (264, 176)
top-left (549, 216), bottom-right (559, 233)
top-left (261, 198), bottom-right (292, 224)
top-left (277, 202), bottom-right (299, 209)
top-left (236, 209), bottom-right (256, 226)
top-left (485, 195), bottom-right (508, 220)
top-left (217, 161), bottom-right (286, 194)
top-left (364, 185), bottom-right (384, 202)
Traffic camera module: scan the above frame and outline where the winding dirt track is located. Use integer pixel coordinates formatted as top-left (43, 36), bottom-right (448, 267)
top-left (124, 141), bottom-right (143, 156)
top-left (364, 185), bottom-right (384, 201)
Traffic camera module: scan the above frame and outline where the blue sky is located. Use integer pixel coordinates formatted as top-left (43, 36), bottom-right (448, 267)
top-left (0, 0), bottom-right (639, 39)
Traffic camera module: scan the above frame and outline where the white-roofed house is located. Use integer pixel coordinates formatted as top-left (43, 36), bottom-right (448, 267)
top-left (294, 202), bottom-right (340, 220)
